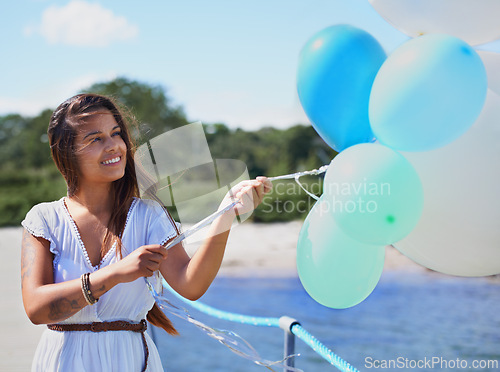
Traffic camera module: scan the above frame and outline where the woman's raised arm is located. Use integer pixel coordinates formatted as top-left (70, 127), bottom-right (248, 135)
top-left (160, 177), bottom-right (272, 301)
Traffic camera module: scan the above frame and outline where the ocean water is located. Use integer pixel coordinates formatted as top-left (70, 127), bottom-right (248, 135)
top-left (150, 272), bottom-right (500, 372)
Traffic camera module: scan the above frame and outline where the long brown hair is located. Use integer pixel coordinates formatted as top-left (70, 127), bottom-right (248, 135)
top-left (48, 93), bottom-right (177, 335)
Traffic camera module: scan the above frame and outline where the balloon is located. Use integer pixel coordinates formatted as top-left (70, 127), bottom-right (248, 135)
top-left (323, 143), bottom-right (423, 245)
top-left (297, 24), bottom-right (386, 152)
top-left (478, 51), bottom-right (500, 96)
top-left (369, 34), bottom-right (487, 152)
top-left (369, 0), bottom-right (500, 46)
top-left (297, 196), bottom-right (385, 309)
top-left (394, 89), bottom-right (500, 277)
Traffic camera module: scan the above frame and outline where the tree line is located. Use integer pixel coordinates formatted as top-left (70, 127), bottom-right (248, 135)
top-left (0, 77), bottom-right (337, 226)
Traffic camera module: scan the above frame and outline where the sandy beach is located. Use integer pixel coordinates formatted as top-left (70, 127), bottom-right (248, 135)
top-left (1, 223), bottom-right (426, 371)
top-left (1, 227), bottom-right (46, 371)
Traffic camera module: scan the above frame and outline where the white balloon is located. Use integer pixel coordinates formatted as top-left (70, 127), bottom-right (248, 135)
top-left (369, 0), bottom-right (500, 46)
top-left (394, 90), bottom-right (500, 276)
top-left (478, 51), bottom-right (500, 96)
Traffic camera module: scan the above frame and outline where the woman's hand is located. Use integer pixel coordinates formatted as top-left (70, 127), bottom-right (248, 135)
top-left (220, 176), bottom-right (273, 216)
top-left (113, 244), bottom-right (168, 283)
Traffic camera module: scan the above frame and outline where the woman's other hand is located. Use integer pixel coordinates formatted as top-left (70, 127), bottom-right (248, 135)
top-left (114, 244), bottom-right (168, 283)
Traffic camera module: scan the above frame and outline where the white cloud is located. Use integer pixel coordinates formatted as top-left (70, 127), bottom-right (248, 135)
top-left (38, 0), bottom-right (138, 47)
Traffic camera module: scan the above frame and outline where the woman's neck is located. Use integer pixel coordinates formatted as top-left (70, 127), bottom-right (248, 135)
top-left (69, 183), bottom-right (114, 216)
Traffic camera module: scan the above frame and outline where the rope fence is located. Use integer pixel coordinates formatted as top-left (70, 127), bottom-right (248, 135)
top-left (163, 279), bottom-right (359, 372)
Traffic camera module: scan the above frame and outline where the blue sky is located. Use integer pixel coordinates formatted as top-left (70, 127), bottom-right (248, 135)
top-left (2, 0), bottom-right (498, 130)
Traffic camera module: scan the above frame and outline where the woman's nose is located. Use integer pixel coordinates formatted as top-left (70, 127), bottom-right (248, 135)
top-left (104, 136), bottom-right (119, 152)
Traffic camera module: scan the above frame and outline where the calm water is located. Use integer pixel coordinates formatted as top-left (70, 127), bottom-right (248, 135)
top-left (150, 272), bottom-right (500, 372)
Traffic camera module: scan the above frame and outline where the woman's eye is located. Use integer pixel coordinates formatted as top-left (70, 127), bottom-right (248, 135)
top-left (112, 131), bottom-right (122, 137)
top-left (91, 137), bottom-right (101, 143)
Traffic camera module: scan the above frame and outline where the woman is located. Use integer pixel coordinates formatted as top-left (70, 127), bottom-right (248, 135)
top-left (21, 94), bottom-right (271, 371)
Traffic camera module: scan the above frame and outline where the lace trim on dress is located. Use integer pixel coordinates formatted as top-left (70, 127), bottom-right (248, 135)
top-left (61, 198), bottom-right (94, 270)
top-left (160, 232), bottom-right (178, 247)
top-left (61, 197), bottom-right (139, 271)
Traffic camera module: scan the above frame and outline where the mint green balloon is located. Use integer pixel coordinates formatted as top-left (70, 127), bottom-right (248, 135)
top-left (323, 143), bottom-right (423, 245)
top-left (297, 197), bottom-right (385, 309)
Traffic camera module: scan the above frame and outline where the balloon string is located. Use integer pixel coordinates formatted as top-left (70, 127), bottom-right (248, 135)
top-left (267, 164), bottom-right (329, 182)
top-left (295, 175), bottom-right (320, 201)
top-left (268, 165), bottom-right (328, 201)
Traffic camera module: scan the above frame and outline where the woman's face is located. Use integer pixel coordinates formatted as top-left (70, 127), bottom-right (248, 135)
top-left (74, 111), bottom-right (128, 189)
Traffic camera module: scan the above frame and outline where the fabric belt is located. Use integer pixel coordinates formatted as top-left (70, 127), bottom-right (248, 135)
top-left (47, 319), bottom-right (149, 372)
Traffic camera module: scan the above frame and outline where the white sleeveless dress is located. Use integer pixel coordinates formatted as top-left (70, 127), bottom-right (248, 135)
top-left (22, 197), bottom-right (178, 372)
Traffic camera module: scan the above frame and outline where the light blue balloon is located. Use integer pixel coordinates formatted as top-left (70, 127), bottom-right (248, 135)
top-left (297, 25), bottom-right (386, 152)
top-left (323, 143), bottom-right (424, 245)
top-left (369, 34), bottom-right (488, 152)
top-left (297, 196), bottom-right (385, 309)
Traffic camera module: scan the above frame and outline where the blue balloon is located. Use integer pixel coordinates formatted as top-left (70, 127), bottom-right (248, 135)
top-left (369, 34), bottom-right (488, 152)
top-left (297, 196), bottom-right (385, 309)
top-left (297, 25), bottom-right (386, 152)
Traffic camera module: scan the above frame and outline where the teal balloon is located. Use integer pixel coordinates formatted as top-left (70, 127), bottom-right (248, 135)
top-left (369, 34), bottom-right (487, 152)
top-left (297, 24), bottom-right (386, 152)
top-left (297, 197), bottom-right (385, 309)
top-left (323, 143), bottom-right (423, 245)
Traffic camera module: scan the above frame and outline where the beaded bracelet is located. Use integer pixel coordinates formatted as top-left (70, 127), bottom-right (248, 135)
top-left (81, 273), bottom-right (98, 305)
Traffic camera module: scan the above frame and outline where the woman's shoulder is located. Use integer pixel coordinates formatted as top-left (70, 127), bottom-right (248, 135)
top-left (21, 197), bottom-right (66, 240)
top-left (24, 197), bottom-right (65, 219)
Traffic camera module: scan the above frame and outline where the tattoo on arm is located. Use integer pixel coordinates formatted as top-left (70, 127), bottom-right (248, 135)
top-left (21, 230), bottom-right (36, 289)
top-left (48, 298), bottom-right (82, 321)
top-left (96, 284), bottom-right (106, 293)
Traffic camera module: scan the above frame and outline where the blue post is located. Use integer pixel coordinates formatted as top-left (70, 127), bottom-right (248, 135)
top-left (279, 316), bottom-right (300, 371)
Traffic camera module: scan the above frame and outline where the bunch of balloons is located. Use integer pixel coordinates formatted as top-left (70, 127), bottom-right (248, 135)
top-left (296, 1), bottom-right (499, 309)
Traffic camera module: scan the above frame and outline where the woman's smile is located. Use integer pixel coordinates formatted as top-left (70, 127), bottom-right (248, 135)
top-left (101, 156), bottom-right (122, 166)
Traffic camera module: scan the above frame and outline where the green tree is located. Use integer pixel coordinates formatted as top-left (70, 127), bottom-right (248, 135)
top-left (0, 114), bottom-right (29, 169)
top-left (24, 109), bottom-right (54, 168)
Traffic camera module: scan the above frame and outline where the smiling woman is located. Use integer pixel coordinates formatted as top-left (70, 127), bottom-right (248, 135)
top-left (20, 93), bottom-right (272, 371)
top-left (74, 113), bottom-right (127, 188)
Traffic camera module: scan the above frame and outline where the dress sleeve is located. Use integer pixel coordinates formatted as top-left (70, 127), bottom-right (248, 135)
top-left (145, 200), bottom-right (179, 247)
top-left (21, 204), bottom-right (59, 260)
